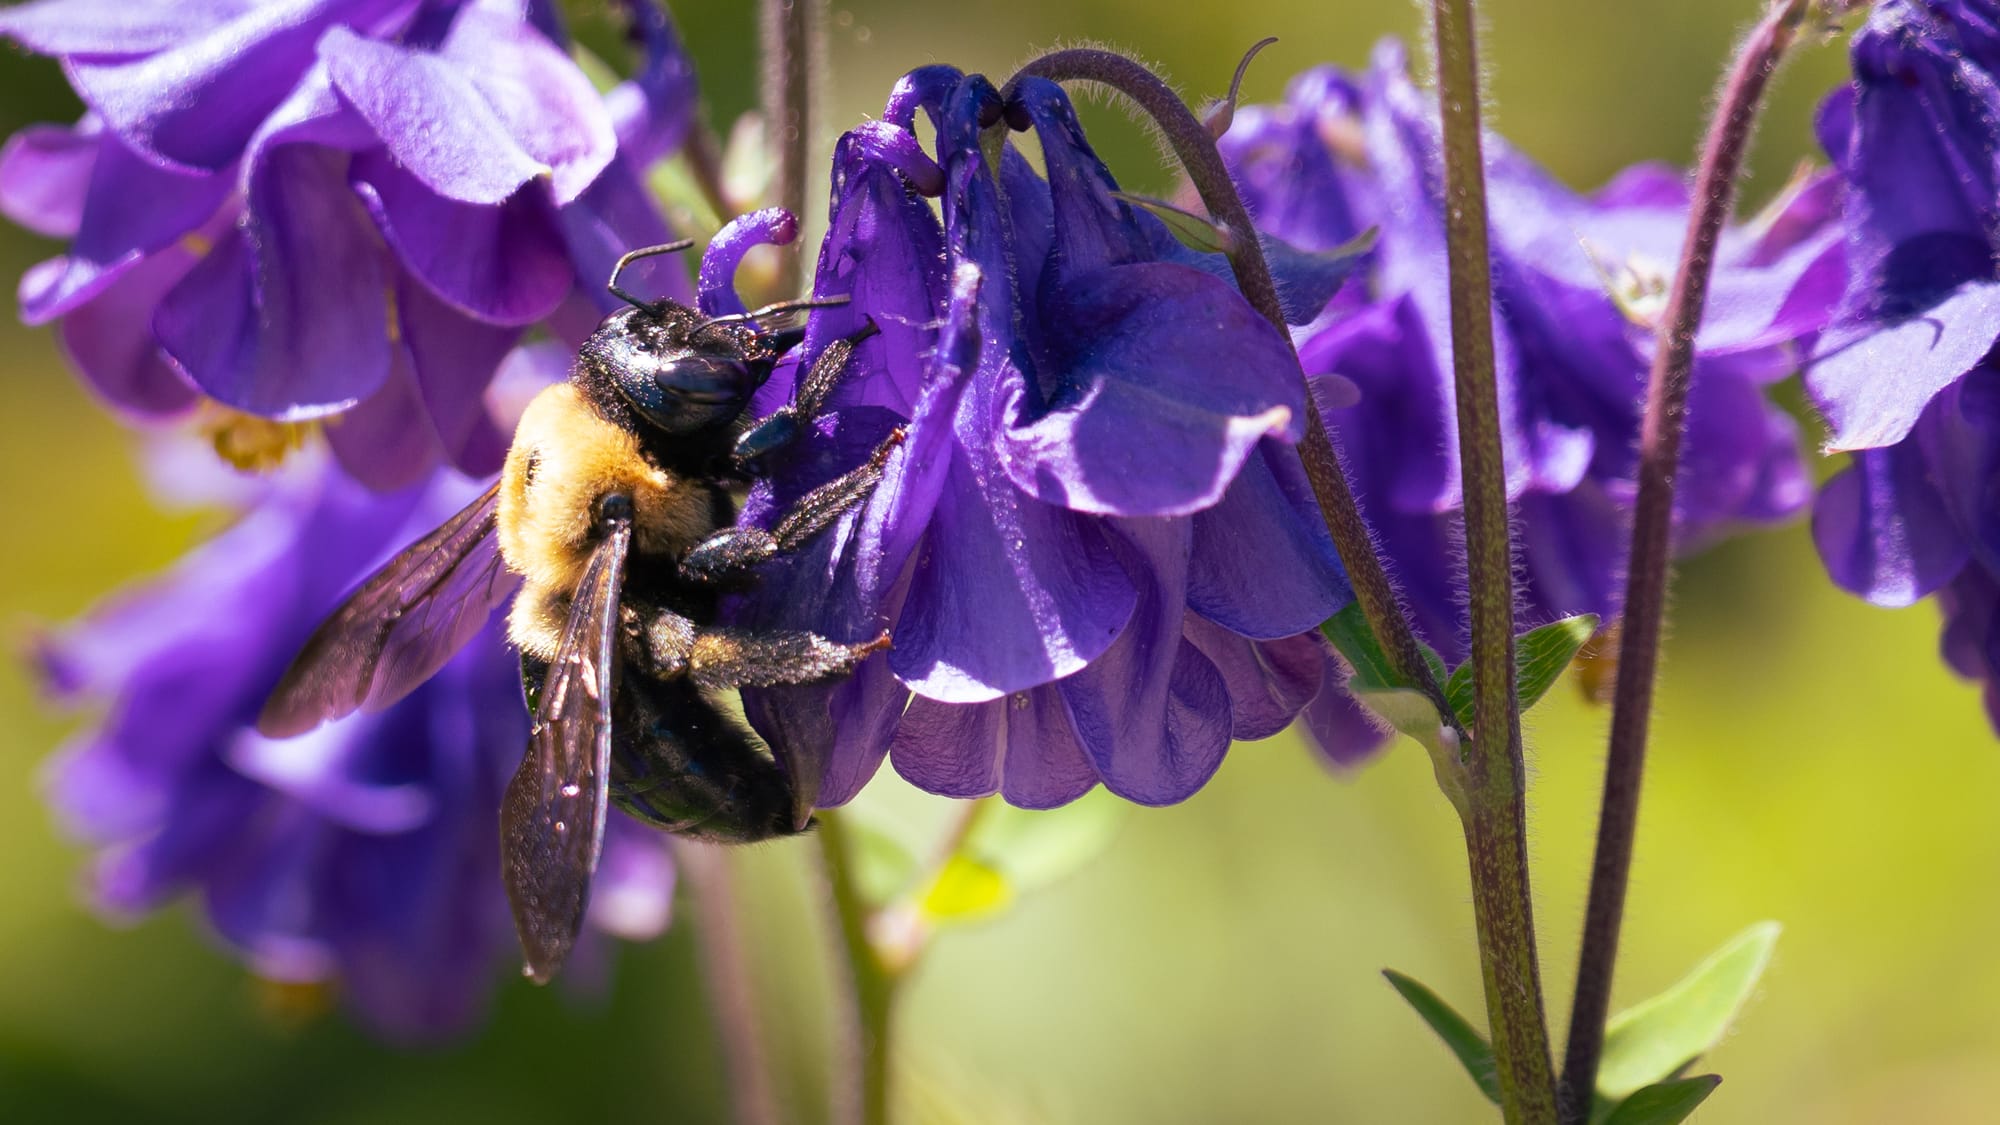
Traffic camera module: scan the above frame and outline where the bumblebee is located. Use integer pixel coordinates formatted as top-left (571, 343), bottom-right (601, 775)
top-left (258, 241), bottom-right (898, 982)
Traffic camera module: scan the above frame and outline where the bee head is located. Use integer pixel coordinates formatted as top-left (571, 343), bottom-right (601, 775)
top-left (581, 305), bottom-right (771, 435)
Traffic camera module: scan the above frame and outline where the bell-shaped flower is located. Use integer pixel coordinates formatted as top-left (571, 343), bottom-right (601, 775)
top-left (734, 68), bottom-right (1369, 812)
top-left (1802, 1), bottom-right (2000, 734)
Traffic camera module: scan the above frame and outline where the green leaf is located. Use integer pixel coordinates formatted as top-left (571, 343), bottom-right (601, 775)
top-left (962, 787), bottom-right (1126, 894)
top-left (1442, 614), bottom-right (1601, 730)
top-left (1322, 603), bottom-right (1400, 691)
top-left (1599, 1076), bottom-right (1721, 1125)
top-left (1381, 970), bottom-right (1500, 1104)
top-left (1110, 192), bottom-right (1235, 255)
top-left (1596, 922), bottom-right (1780, 1100)
top-left (918, 854), bottom-right (1013, 922)
top-left (1516, 614), bottom-right (1600, 710)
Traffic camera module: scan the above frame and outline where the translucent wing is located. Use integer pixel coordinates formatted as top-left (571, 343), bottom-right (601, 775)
top-left (500, 514), bottom-right (631, 984)
top-left (259, 484), bottom-right (520, 738)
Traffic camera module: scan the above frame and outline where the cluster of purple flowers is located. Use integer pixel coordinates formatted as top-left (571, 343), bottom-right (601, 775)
top-left (1219, 40), bottom-right (1837, 664)
top-left (0, 0), bottom-right (692, 1035)
top-left (1803, 0), bottom-right (2000, 729)
top-left (0, 0), bottom-right (693, 487)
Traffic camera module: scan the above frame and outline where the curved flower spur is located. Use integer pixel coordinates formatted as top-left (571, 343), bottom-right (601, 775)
top-left (257, 232), bottom-right (903, 984)
top-left (737, 66), bottom-right (1378, 815)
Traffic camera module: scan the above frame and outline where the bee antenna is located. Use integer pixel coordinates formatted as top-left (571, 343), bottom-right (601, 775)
top-left (692, 294), bottom-right (851, 335)
top-left (607, 240), bottom-right (697, 310)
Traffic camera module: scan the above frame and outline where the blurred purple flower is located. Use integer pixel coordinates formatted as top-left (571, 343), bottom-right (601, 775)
top-left (0, 0), bottom-right (695, 490)
top-left (34, 443), bottom-right (674, 1041)
top-left (1804, 1), bottom-right (2000, 732)
top-left (732, 67), bottom-right (1371, 813)
top-left (1221, 42), bottom-right (1834, 664)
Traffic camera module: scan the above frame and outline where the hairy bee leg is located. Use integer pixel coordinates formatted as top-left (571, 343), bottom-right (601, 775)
top-left (685, 627), bottom-right (892, 690)
top-left (734, 318), bottom-right (881, 466)
top-left (680, 426), bottom-right (908, 584)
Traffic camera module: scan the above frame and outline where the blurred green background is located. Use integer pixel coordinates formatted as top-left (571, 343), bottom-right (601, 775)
top-left (5, 1), bottom-right (1996, 1122)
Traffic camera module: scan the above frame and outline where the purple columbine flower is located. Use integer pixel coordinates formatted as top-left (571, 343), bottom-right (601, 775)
top-left (0, 0), bottom-right (695, 490)
top-left (1803, 0), bottom-right (2000, 730)
top-left (1220, 42), bottom-right (1836, 665)
top-left (34, 441), bottom-right (674, 1040)
top-left (731, 67), bottom-right (1374, 812)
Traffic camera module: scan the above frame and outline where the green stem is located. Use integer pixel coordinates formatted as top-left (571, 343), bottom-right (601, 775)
top-left (1428, 0), bottom-right (1557, 1120)
top-left (816, 811), bottom-right (900, 1125)
top-left (676, 842), bottom-right (782, 1125)
top-left (758, 0), bottom-right (819, 295)
top-left (1558, 3), bottom-right (1808, 1120)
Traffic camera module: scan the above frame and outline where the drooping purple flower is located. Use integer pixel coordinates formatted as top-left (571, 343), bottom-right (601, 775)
top-left (731, 67), bottom-right (1371, 812)
top-left (1220, 42), bottom-right (1834, 669)
top-left (1801, 1), bottom-right (2000, 733)
top-left (34, 442), bottom-right (674, 1041)
top-left (0, 0), bottom-right (695, 490)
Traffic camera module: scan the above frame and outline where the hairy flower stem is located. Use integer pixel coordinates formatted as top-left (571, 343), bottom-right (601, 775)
top-left (759, 0), bottom-right (819, 294)
top-left (816, 811), bottom-right (900, 1125)
top-left (1559, 4), bottom-right (1808, 1120)
top-left (1428, 2), bottom-right (1557, 1120)
top-left (1004, 48), bottom-right (1453, 724)
top-left (677, 842), bottom-right (783, 1125)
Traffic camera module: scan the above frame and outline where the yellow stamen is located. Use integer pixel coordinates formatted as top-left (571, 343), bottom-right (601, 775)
top-left (198, 405), bottom-right (314, 473)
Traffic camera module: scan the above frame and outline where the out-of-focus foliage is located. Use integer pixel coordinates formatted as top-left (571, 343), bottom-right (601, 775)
top-left (5, 2), bottom-right (1999, 1123)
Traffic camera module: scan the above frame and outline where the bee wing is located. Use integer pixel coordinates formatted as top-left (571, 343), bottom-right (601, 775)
top-left (500, 513), bottom-right (631, 984)
top-left (259, 484), bottom-right (521, 738)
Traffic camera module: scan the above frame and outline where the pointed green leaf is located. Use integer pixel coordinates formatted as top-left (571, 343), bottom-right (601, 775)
top-left (1441, 614), bottom-right (1601, 731)
top-left (1382, 970), bottom-right (1500, 1104)
top-left (918, 854), bottom-right (1014, 923)
top-left (1516, 614), bottom-right (1600, 710)
top-left (1323, 603), bottom-right (1400, 691)
top-left (1597, 922), bottom-right (1780, 1099)
top-left (1599, 1075), bottom-right (1721, 1125)
top-left (1110, 192), bottom-right (1236, 255)
top-left (963, 787), bottom-right (1126, 894)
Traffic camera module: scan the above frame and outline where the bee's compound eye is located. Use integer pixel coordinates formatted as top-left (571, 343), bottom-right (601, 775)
top-left (595, 492), bottom-right (634, 528)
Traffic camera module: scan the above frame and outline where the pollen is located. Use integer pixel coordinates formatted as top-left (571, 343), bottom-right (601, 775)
top-left (199, 406), bottom-right (313, 473)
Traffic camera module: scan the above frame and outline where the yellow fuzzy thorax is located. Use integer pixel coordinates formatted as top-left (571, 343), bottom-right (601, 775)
top-left (496, 382), bottom-right (716, 597)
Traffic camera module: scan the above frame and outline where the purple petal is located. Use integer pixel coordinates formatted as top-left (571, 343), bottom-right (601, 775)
top-left (888, 697), bottom-right (1002, 798)
top-left (890, 447), bottom-right (1137, 702)
top-left (1187, 442), bottom-right (1350, 638)
top-left (997, 687), bottom-right (1101, 810)
top-left (67, 0), bottom-right (415, 171)
top-left (1810, 282), bottom-right (2000, 451)
top-left (560, 156), bottom-right (693, 314)
top-left (50, 240), bottom-right (202, 416)
top-left (396, 274), bottom-right (521, 477)
top-left (1183, 619), bottom-right (1327, 742)
top-left (155, 143), bottom-right (391, 418)
top-left (698, 208), bottom-right (797, 317)
top-left (325, 348), bottom-right (443, 492)
top-left (323, 9), bottom-right (613, 207)
top-left (352, 151), bottom-right (571, 326)
top-left (1813, 445), bottom-right (1971, 607)
top-left (0, 121), bottom-right (97, 237)
top-left (0, 0), bottom-right (251, 55)
top-left (587, 825), bottom-right (674, 941)
top-left (1299, 671), bottom-right (1390, 769)
top-left (227, 722), bottom-right (431, 834)
top-left (998, 262), bottom-right (1304, 517)
top-left (19, 134), bottom-right (231, 325)
top-left (1057, 520), bottom-right (1232, 805)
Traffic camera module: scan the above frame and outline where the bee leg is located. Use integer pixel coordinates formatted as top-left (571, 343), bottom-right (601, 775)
top-left (680, 424), bottom-right (907, 584)
top-left (621, 604), bottom-right (696, 681)
top-left (684, 627), bottom-right (892, 690)
top-left (734, 318), bottom-right (881, 467)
